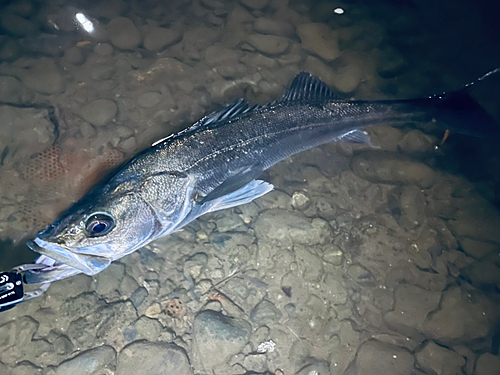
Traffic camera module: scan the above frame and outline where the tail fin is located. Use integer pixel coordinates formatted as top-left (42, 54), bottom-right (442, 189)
top-left (429, 68), bottom-right (500, 138)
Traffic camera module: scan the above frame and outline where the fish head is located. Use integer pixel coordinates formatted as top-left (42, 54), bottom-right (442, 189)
top-left (27, 190), bottom-right (157, 276)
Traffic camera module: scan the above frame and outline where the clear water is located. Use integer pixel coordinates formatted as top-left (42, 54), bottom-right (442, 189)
top-left (0, 0), bottom-right (499, 374)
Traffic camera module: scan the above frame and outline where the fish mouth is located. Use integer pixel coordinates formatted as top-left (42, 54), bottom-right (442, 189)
top-left (27, 238), bottom-right (112, 276)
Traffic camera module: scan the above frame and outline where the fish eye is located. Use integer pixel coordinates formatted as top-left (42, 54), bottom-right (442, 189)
top-left (85, 213), bottom-right (115, 236)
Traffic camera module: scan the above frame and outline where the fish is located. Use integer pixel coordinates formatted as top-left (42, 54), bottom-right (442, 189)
top-left (25, 71), bottom-right (499, 284)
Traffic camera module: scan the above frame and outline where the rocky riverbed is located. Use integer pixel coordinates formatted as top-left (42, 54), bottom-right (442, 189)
top-left (0, 0), bottom-right (500, 374)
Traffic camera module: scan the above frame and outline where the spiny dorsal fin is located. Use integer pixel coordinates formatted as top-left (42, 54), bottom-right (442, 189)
top-left (197, 99), bottom-right (261, 126)
top-left (281, 72), bottom-right (339, 102)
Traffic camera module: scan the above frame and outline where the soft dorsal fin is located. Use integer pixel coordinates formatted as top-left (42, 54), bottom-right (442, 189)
top-left (281, 72), bottom-right (339, 102)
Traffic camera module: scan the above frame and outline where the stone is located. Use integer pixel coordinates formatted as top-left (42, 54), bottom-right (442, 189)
top-left (124, 316), bottom-right (162, 342)
top-left (240, 0), bottom-right (270, 10)
top-left (216, 213), bottom-right (245, 232)
top-left (182, 26), bottom-right (221, 60)
top-left (447, 194), bottom-right (500, 244)
top-left (377, 46), bottom-right (408, 78)
top-left (475, 353), bottom-right (500, 375)
top-left (458, 238), bottom-right (498, 259)
top-left (130, 287), bottom-right (148, 309)
top-left (253, 209), bottom-right (332, 247)
top-left (355, 340), bottom-right (414, 375)
top-left (352, 152), bottom-right (437, 188)
top-left (322, 245), bottom-right (343, 265)
top-left (55, 345), bottom-right (116, 375)
top-left (79, 99), bottom-right (117, 126)
top-left (422, 287), bottom-right (498, 343)
top-left (416, 342), bottom-right (464, 375)
top-left (297, 23), bottom-right (340, 62)
top-left (64, 47), bottom-right (85, 65)
top-left (291, 191), bottom-right (310, 210)
top-left (107, 17), bottom-right (141, 50)
top-left (143, 27), bottom-right (181, 51)
top-left (0, 37), bottom-right (21, 61)
top-left (296, 361), bottom-right (330, 375)
top-left (0, 75), bottom-right (23, 104)
top-left (95, 262), bottom-right (125, 299)
top-left (398, 130), bottom-right (437, 154)
top-left (323, 273), bottom-right (348, 305)
top-left (384, 284), bottom-right (441, 334)
top-left (117, 342), bottom-right (191, 375)
top-left (243, 353), bottom-right (267, 373)
top-left (254, 18), bottom-right (294, 37)
top-left (137, 92), bottom-right (162, 108)
top-left (0, 12), bottom-right (37, 36)
top-left (398, 185), bottom-right (426, 229)
top-left (20, 58), bottom-right (66, 94)
top-left (94, 43), bottom-right (114, 56)
top-left (462, 261), bottom-right (500, 287)
top-left (295, 245), bottom-right (324, 282)
top-left (10, 362), bottom-right (43, 375)
top-left (250, 299), bottom-right (282, 324)
top-left (192, 310), bottom-right (251, 370)
top-left (247, 34), bottom-right (289, 55)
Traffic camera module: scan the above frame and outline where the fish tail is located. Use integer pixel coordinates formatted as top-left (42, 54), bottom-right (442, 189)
top-left (424, 68), bottom-right (500, 138)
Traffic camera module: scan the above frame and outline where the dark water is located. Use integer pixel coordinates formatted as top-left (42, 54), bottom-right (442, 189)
top-left (0, 0), bottom-right (499, 374)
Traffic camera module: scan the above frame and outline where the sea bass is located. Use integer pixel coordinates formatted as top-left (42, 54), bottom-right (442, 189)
top-left (25, 72), bottom-right (499, 283)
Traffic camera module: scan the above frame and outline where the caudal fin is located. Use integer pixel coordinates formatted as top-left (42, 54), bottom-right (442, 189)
top-left (430, 68), bottom-right (500, 138)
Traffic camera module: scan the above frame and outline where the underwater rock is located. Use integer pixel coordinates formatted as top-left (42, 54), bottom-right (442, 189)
top-left (79, 99), bottom-right (117, 126)
top-left (475, 353), bottom-right (500, 375)
top-left (250, 299), bottom-right (282, 324)
top-left (354, 340), bottom-right (414, 375)
top-left (143, 27), bottom-right (181, 51)
top-left (297, 23), bottom-right (340, 62)
top-left (352, 152), bottom-right (437, 188)
top-left (0, 12), bottom-right (37, 36)
top-left (117, 342), bottom-right (191, 375)
top-left (240, 0), bottom-right (270, 10)
top-left (107, 17), bottom-right (141, 50)
top-left (192, 310), bottom-right (251, 370)
top-left (0, 75), bottom-right (23, 104)
top-left (384, 284), bottom-right (441, 334)
top-left (10, 362), bottom-right (43, 375)
top-left (457, 238), bottom-right (498, 259)
top-left (64, 47), bottom-right (85, 65)
top-left (416, 341), bottom-right (465, 375)
top-left (54, 345), bottom-right (116, 375)
top-left (247, 34), bottom-right (289, 55)
top-left (20, 58), bottom-right (66, 94)
top-left (254, 17), bottom-right (294, 37)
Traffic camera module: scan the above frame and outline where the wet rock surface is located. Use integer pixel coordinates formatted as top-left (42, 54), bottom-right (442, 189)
top-left (0, 0), bottom-right (499, 375)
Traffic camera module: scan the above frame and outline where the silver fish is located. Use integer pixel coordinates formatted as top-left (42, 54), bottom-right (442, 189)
top-left (26, 72), bottom-right (499, 283)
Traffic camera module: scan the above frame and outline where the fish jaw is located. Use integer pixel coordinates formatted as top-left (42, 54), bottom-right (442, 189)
top-left (27, 238), bottom-right (112, 275)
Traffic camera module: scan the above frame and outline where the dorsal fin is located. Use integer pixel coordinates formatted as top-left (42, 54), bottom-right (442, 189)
top-left (281, 72), bottom-right (339, 102)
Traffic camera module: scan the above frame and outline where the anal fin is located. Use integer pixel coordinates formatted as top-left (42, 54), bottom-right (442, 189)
top-left (336, 129), bottom-right (378, 148)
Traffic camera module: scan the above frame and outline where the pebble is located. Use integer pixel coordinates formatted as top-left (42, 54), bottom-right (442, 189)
top-left (205, 44), bottom-right (242, 66)
top-left (296, 361), bottom-right (330, 375)
top-left (250, 299), bottom-right (282, 324)
top-left (322, 245), bottom-right (343, 265)
top-left (117, 342), bottom-right (191, 375)
top-left (355, 340), bottom-right (414, 375)
top-left (20, 58), bottom-right (66, 94)
top-left (79, 99), bottom-right (118, 126)
top-left (137, 92), bottom-right (162, 108)
top-left (254, 17), bottom-right (294, 37)
top-left (11, 362), bottom-right (43, 375)
top-left (55, 346), bottom-right (116, 375)
top-left (94, 43), bottom-right (114, 56)
top-left (240, 0), bottom-right (270, 10)
top-left (107, 17), bottom-right (141, 50)
top-left (243, 353), bottom-right (267, 373)
top-left (0, 75), bottom-right (23, 104)
top-left (416, 341), bottom-right (465, 375)
top-left (192, 310), bottom-right (251, 370)
top-left (64, 47), bottom-right (85, 65)
top-left (297, 23), bottom-right (340, 62)
top-left (143, 27), bottom-right (181, 51)
top-left (247, 34), bottom-right (289, 55)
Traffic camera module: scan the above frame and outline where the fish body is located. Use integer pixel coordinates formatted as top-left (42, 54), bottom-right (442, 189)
top-left (25, 72), bottom-right (499, 283)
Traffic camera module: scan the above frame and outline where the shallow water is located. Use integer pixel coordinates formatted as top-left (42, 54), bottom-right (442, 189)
top-left (0, 0), bottom-right (500, 374)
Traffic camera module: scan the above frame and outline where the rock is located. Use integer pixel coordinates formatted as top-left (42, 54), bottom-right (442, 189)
top-left (398, 130), bottom-right (437, 154)
top-left (422, 287), bottom-right (499, 343)
top-left (55, 345), bottom-right (116, 375)
top-left (182, 26), bottom-right (221, 60)
top-left (143, 27), bottom-right (181, 51)
top-left (95, 263), bottom-right (125, 299)
top-left (416, 342), bottom-right (464, 375)
top-left (130, 287), bottom-right (148, 309)
top-left (384, 284), bottom-right (441, 334)
top-left (0, 12), bottom-right (37, 36)
top-left (243, 353), bottom-right (267, 373)
top-left (475, 353), bottom-right (500, 375)
top-left (377, 46), bottom-right (408, 78)
top-left (10, 362), bottom-right (43, 375)
top-left (79, 99), bottom-right (117, 126)
top-left (64, 47), bottom-right (85, 65)
top-left (192, 310), bottom-right (251, 370)
top-left (216, 213), bottom-right (245, 232)
top-left (347, 264), bottom-right (376, 284)
top-left (253, 209), bottom-right (332, 247)
top-left (0, 75), bottom-right (23, 104)
top-left (255, 190), bottom-right (292, 210)
top-left (354, 340), bottom-right (414, 375)
top-left (296, 361), bottom-right (330, 375)
top-left (297, 23), bottom-right (340, 62)
top-left (295, 245), bottom-right (324, 282)
top-left (184, 252), bottom-right (208, 280)
top-left (323, 273), bottom-right (348, 305)
top-left (240, 0), bottom-right (270, 10)
top-left (461, 261), bottom-right (500, 287)
top-left (250, 299), bottom-right (282, 324)
top-left (322, 245), bottom-right (343, 265)
top-left (20, 58), bottom-right (66, 94)
top-left (94, 43), bottom-right (114, 56)
top-left (447, 194), bottom-right (500, 243)
top-left (247, 34), bottom-right (289, 55)
top-left (0, 37), bottom-right (21, 61)
top-left (137, 92), bottom-right (162, 108)
top-left (458, 238), bottom-right (498, 259)
top-left (352, 152), bottom-right (437, 188)
top-left (398, 185), bottom-right (426, 229)
top-left (291, 191), bottom-right (310, 210)
top-left (107, 17), bottom-right (141, 50)
top-left (124, 316), bottom-right (162, 342)
top-left (254, 17), bottom-right (294, 37)
top-left (117, 342), bottom-right (191, 375)
top-left (205, 44), bottom-right (241, 66)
